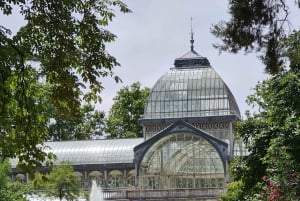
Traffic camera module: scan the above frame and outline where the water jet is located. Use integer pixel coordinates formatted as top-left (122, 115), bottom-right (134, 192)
top-left (89, 180), bottom-right (103, 201)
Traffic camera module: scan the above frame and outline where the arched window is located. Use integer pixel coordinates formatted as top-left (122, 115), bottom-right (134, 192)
top-left (88, 171), bottom-right (103, 187)
top-left (139, 133), bottom-right (224, 189)
top-left (108, 170), bottom-right (123, 188)
top-left (15, 173), bottom-right (25, 183)
top-left (126, 170), bottom-right (136, 187)
top-left (74, 171), bottom-right (84, 188)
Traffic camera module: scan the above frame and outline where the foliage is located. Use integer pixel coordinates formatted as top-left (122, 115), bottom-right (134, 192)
top-left (0, 159), bottom-right (31, 201)
top-left (222, 31), bottom-right (300, 200)
top-left (221, 180), bottom-right (244, 201)
top-left (0, 0), bottom-right (130, 173)
top-left (77, 104), bottom-right (105, 139)
top-left (29, 172), bottom-right (48, 192)
top-left (211, 0), bottom-right (300, 74)
top-left (45, 161), bottom-right (81, 201)
top-left (259, 138), bottom-right (300, 200)
top-left (105, 82), bottom-right (150, 138)
top-left (0, 68), bottom-right (56, 174)
top-left (47, 103), bottom-right (106, 141)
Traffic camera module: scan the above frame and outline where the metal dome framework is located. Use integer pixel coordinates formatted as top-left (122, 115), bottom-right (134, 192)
top-left (144, 62), bottom-right (240, 120)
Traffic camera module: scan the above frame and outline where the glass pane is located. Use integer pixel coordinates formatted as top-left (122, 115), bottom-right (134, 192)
top-left (139, 132), bottom-right (225, 189)
top-left (144, 67), bottom-right (240, 119)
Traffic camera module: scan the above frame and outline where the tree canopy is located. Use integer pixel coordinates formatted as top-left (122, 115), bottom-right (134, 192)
top-left (212, 0), bottom-right (300, 74)
top-left (221, 31), bottom-right (300, 201)
top-left (213, 1), bottom-right (300, 200)
top-left (105, 82), bottom-right (150, 138)
top-left (0, 0), bottom-right (130, 173)
top-left (0, 158), bottom-right (30, 201)
top-left (44, 162), bottom-right (81, 201)
top-left (47, 103), bottom-right (106, 141)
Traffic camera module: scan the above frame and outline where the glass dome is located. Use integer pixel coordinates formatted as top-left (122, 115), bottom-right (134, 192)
top-left (143, 50), bottom-right (240, 120)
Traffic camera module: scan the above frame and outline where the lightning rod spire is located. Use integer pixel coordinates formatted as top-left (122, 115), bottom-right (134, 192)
top-left (190, 17), bottom-right (194, 51)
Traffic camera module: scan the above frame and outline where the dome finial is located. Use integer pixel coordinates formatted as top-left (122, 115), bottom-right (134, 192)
top-left (190, 17), bottom-right (194, 51)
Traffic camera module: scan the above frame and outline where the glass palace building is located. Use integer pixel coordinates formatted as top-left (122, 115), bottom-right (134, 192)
top-left (11, 42), bottom-right (245, 196)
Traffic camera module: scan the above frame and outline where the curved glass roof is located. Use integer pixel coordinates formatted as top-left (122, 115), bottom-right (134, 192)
top-left (11, 138), bottom-right (143, 167)
top-left (143, 50), bottom-right (240, 119)
top-left (47, 139), bottom-right (143, 165)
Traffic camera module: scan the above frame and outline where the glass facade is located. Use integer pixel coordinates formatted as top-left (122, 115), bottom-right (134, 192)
top-left (138, 50), bottom-right (243, 191)
top-left (139, 132), bottom-right (224, 189)
top-left (144, 67), bottom-right (240, 119)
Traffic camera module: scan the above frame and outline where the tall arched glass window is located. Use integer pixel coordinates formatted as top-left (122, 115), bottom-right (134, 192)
top-left (138, 133), bottom-right (224, 189)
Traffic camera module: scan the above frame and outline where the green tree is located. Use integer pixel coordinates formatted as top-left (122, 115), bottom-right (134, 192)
top-left (30, 172), bottom-right (47, 192)
top-left (47, 103), bottom-right (105, 141)
top-left (221, 180), bottom-right (244, 201)
top-left (45, 162), bottom-right (81, 201)
top-left (212, 0), bottom-right (300, 74)
top-left (0, 0), bottom-right (130, 172)
top-left (105, 82), bottom-right (150, 138)
top-left (47, 117), bottom-right (82, 141)
top-left (77, 104), bottom-right (105, 139)
top-left (0, 68), bottom-right (56, 173)
top-left (222, 32), bottom-right (300, 200)
top-left (0, 159), bottom-right (30, 201)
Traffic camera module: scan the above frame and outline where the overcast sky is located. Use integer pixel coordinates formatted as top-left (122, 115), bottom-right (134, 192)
top-left (103, 0), bottom-right (269, 118)
top-left (2, 1), bottom-right (299, 118)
